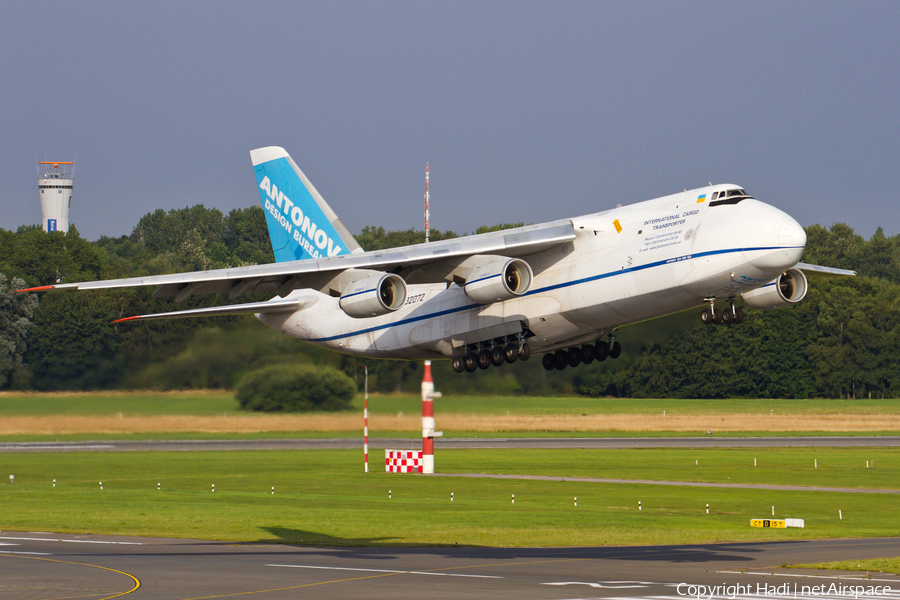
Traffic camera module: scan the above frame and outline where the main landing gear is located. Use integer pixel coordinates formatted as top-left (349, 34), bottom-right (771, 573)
top-left (451, 334), bottom-right (531, 373)
top-left (542, 335), bottom-right (621, 372)
top-left (700, 297), bottom-right (744, 325)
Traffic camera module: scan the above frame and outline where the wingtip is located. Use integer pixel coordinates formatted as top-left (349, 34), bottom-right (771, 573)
top-left (16, 285), bottom-right (56, 293)
top-left (111, 315), bottom-right (142, 324)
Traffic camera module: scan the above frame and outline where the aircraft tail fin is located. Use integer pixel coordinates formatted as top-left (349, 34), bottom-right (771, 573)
top-left (250, 146), bottom-right (362, 263)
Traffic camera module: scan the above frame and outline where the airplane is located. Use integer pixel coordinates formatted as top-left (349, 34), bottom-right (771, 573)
top-left (21, 146), bottom-right (855, 374)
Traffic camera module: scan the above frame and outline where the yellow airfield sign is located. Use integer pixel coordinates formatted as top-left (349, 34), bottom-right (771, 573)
top-left (751, 519), bottom-right (786, 528)
top-left (751, 518), bottom-right (804, 528)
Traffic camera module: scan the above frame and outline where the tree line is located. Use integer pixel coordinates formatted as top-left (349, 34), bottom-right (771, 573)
top-left (0, 206), bottom-right (897, 398)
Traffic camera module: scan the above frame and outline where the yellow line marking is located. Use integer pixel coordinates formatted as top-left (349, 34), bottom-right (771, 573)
top-left (0, 553), bottom-right (140, 600)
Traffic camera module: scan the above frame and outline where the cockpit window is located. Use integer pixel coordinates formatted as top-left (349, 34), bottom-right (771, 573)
top-left (710, 188), bottom-right (753, 207)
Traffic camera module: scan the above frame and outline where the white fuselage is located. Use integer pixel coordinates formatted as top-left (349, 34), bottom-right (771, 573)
top-left (258, 185), bottom-right (806, 359)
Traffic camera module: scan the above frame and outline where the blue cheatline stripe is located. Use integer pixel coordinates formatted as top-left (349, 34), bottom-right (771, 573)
top-left (309, 303), bottom-right (477, 342)
top-left (465, 273), bottom-right (502, 286)
top-left (306, 245), bottom-right (802, 343)
top-left (341, 287), bottom-right (374, 300)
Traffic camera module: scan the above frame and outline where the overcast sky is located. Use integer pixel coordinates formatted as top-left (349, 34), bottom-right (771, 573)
top-left (1, 1), bottom-right (897, 242)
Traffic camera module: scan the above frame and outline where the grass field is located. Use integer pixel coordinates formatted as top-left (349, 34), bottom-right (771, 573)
top-left (1, 448), bottom-right (898, 547)
top-left (2, 391), bottom-right (899, 440)
top-left (789, 558), bottom-right (900, 574)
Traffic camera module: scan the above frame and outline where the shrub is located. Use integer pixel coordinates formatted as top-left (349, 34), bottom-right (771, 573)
top-left (236, 364), bottom-right (355, 412)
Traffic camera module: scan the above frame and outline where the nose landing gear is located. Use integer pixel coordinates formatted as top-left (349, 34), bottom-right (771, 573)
top-left (702, 297), bottom-right (744, 325)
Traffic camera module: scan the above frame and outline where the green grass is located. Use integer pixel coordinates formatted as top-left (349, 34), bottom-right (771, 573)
top-left (2, 391), bottom-right (899, 418)
top-left (788, 558), bottom-right (900, 574)
top-left (442, 447), bottom-right (900, 490)
top-left (0, 391), bottom-right (238, 416)
top-left (1, 448), bottom-right (898, 547)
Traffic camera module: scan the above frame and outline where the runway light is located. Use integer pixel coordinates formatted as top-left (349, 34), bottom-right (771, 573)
top-left (212, 484), bottom-right (215, 493)
top-left (512, 494), bottom-right (515, 504)
top-left (157, 483), bottom-right (160, 490)
top-left (639, 501), bottom-right (642, 511)
top-left (271, 487), bottom-right (275, 495)
top-left (99, 481), bottom-right (103, 490)
top-left (8, 475), bottom-right (13, 484)
top-left (706, 503), bottom-right (709, 514)
top-left (389, 489), bottom-right (392, 499)
top-left (53, 479), bottom-right (56, 488)
top-left (451, 492), bottom-right (454, 502)
top-left (574, 497), bottom-right (577, 507)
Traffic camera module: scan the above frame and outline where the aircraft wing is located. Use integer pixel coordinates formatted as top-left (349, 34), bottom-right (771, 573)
top-left (21, 219), bottom-right (576, 300)
top-left (110, 297), bottom-right (317, 323)
top-left (794, 262), bottom-right (857, 277)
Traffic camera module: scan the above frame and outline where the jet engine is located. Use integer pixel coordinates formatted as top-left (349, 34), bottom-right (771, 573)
top-left (464, 257), bottom-right (534, 304)
top-left (741, 268), bottom-right (808, 310)
top-left (339, 272), bottom-right (408, 318)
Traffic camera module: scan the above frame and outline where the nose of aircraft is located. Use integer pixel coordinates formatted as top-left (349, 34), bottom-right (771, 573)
top-left (744, 202), bottom-right (807, 270)
top-left (778, 216), bottom-right (807, 264)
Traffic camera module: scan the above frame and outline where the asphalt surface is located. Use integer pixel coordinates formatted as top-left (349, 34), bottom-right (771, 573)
top-left (3, 436), bottom-right (900, 453)
top-left (2, 532), bottom-right (899, 600)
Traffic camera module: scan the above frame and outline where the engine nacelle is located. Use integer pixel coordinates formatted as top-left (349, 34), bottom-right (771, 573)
top-left (741, 268), bottom-right (808, 310)
top-left (464, 258), bottom-right (533, 304)
top-left (339, 273), bottom-right (407, 318)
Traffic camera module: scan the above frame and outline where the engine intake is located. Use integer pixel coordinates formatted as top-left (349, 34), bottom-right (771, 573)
top-left (741, 268), bottom-right (808, 310)
top-left (464, 258), bottom-right (533, 304)
top-left (339, 273), bottom-right (408, 318)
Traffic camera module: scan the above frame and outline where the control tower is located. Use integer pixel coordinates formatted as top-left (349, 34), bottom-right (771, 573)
top-left (37, 161), bottom-right (74, 233)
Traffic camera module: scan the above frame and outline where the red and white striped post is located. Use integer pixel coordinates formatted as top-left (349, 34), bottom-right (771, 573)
top-left (364, 366), bottom-right (369, 473)
top-left (422, 361), bottom-right (438, 474)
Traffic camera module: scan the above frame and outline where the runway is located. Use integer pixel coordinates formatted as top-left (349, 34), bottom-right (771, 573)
top-left (2, 532), bottom-right (898, 600)
top-left (3, 436), bottom-right (900, 453)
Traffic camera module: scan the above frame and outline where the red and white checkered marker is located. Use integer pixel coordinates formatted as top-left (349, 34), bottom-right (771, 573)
top-left (385, 450), bottom-right (424, 473)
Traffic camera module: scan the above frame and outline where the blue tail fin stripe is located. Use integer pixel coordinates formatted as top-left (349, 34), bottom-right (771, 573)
top-left (252, 149), bottom-right (355, 263)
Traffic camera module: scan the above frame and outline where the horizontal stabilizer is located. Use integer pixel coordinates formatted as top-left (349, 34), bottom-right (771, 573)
top-left (795, 262), bottom-right (857, 277)
top-left (111, 297), bottom-right (314, 324)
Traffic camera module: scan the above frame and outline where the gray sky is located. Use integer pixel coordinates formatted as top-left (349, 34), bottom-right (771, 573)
top-left (1, 1), bottom-right (898, 242)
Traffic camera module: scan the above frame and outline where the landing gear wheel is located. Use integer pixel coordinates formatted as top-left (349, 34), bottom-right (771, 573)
top-left (701, 308), bottom-right (713, 325)
top-left (609, 340), bottom-right (622, 359)
top-left (477, 349), bottom-right (492, 370)
top-left (464, 352), bottom-right (478, 373)
top-left (596, 341), bottom-right (610, 361)
top-left (581, 344), bottom-right (596, 365)
top-left (567, 346), bottom-right (583, 368)
top-left (491, 347), bottom-right (505, 367)
top-left (542, 353), bottom-right (555, 371)
top-left (452, 355), bottom-right (465, 373)
top-left (518, 342), bottom-right (531, 361)
top-left (554, 350), bottom-right (568, 371)
top-left (733, 307), bottom-right (744, 324)
top-left (504, 345), bottom-right (518, 364)
top-left (721, 308), bottom-right (734, 324)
